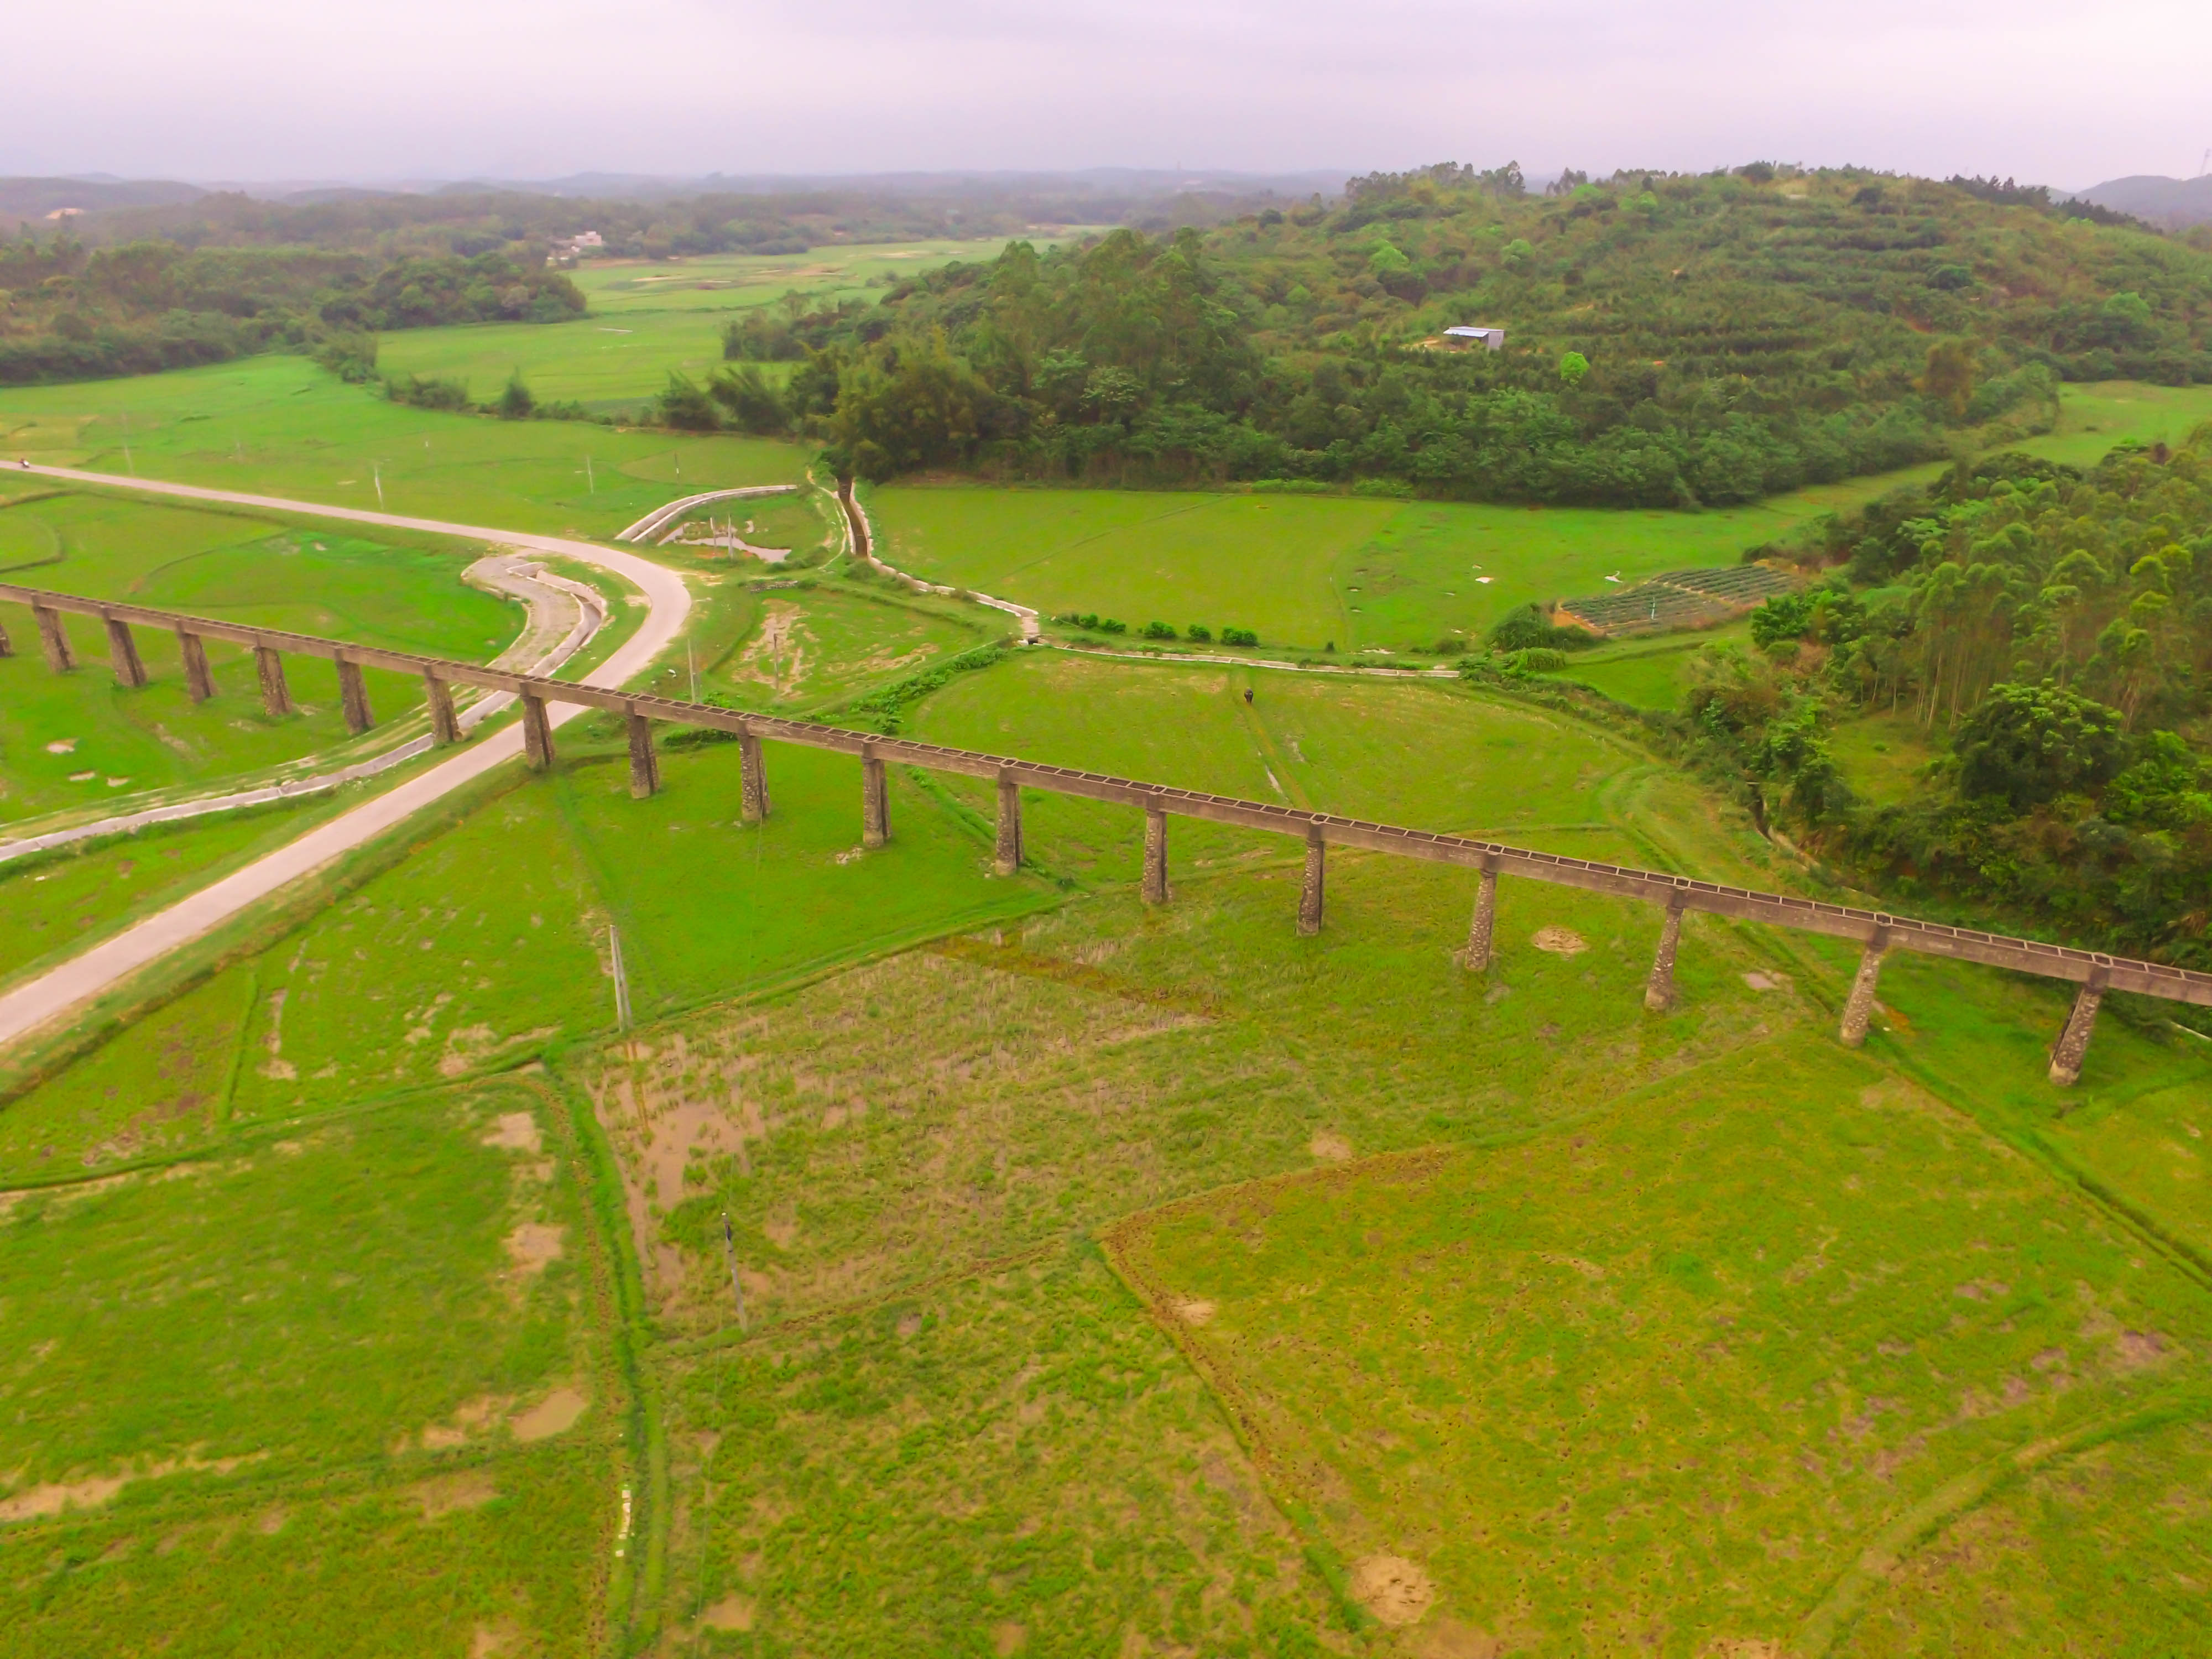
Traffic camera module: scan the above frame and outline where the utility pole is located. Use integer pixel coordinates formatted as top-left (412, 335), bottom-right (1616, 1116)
top-left (585, 455), bottom-right (593, 493)
top-left (720, 1212), bottom-right (747, 1329)
top-left (372, 462), bottom-right (384, 510)
top-left (609, 924), bottom-right (632, 1031)
top-left (119, 412), bottom-right (135, 475)
top-left (687, 641), bottom-right (698, 702)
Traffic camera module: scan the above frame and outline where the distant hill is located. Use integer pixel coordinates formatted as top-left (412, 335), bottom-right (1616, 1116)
top-left (818, 162), bottom-right (2212, 505)
top-left (0, 176), bottom-right (202, 223)
top-left (2077, 174), bottom-right (2212, 228)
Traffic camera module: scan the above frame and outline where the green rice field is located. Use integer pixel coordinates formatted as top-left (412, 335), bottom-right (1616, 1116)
top-left (4, 414), bottom-right (2210, 1655)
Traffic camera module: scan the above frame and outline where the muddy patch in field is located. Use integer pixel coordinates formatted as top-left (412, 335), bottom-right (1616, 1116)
top-left (1349, 1553), bottom-right (1434, 1626)
top-left (0, 1452), bottom-right (260, 1522)
top-left (413, 1470), bottom-right (498, 1519)
top-left (1173, 1298), bottom-right (1217, 1327)
top-left (732, 601), bottom-right (812, 698)
top-left (696, 1596), bottom-right (756, 1633)
top-left (1418, 1620), bottom-right (1504, 1659)
top-left (512, 1386), bottom-right (588, 1442)
top-left (480, 1112), bottom-right (541, 1153)
top-left (1309, 1130), bottom-right (1353, 1162)
top-left (1531, 926), bottom-right (1588, 956)
top-left (504, 1223), bottom-right (565, 1273)
top-left (405, 1394), bottom-right (509, 1452)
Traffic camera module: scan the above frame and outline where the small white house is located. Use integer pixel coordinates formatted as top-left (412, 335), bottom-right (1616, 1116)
top-left (1443, 325), bottom-right (1506, 351)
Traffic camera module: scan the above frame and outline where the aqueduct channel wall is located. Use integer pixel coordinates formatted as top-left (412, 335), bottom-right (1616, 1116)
top-left (4, 578), bottom-right (2206, 1087)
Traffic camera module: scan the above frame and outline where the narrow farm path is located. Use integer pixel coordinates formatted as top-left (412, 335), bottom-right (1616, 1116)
top-left (0, 465), bottom-right (693, 1053)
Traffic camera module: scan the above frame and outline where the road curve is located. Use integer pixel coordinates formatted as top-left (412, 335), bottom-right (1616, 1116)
top-left (0, 465), bottom-right (693, 1053)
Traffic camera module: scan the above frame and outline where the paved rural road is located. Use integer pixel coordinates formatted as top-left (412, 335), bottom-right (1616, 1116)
top-left (0, 465), bottom-right (693, 1053)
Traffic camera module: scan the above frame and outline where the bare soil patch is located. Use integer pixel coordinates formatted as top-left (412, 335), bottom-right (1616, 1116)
top-left (1309, 1130), bottom-right (1353, 1162)
top-left (696, 1597), bottom-right (755, 1632)
top-left (480, 1112), bottom-right (541, 1153)
top-left (413, 1470), bottom-right (499, 1519)
top-left (512, 1386), bottom-right (588, 1442)
top-left (1530, 926), bottom-right (1588, 956)
top-left (504, 1222), bottom-right (566, 1272)
top-left (1349, 1553), bottom-right (1435, 1626)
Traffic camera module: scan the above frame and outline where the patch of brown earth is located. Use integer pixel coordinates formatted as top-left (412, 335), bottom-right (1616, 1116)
top-left (504, 1223), bottom-right (566, 1272)
top-left (1418, 1619), bottom-right (1503, 1659)
top-left (1349, 1553), bottom-right (1434, 1626)
top-left (696, 1597), bottom-right (755, 1632)
top-left (733, 601), bottom-right (812, 697)
top-left (1530, 926), bottom-right (1588, 956)
top-left (480, 1112), bottom-right (541, 1153)
top-left (0, 1452), bottom-right (260, 1521)
top-left (1741, 971), bottom-right (1792, 993)
top-left (1702, 1643), bottom-right (1782, 1658)
top-left (1173, 1298), bottom-right (1217, 1326)
top-left (993, 1621), bottom-right (1027, 1655)
top-left (470, 1621), bottom-right (520, 1657)
top-left (409, 1394), bottom-right (508, 1452)
top-left (512, 1386), bottom-right (588, 1442)
top-left (413, 1470), bottom-right (498, 1519)
top-left (1308, 1130), bottom-right (1352, 1162)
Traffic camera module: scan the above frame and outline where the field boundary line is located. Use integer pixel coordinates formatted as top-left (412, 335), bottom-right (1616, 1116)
top-left (1790, 1390), bottom-right (2212, 1656)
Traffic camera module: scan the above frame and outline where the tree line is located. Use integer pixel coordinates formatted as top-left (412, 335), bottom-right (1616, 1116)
top-left (681, 164), bottom-right (2212, 505)
top-left (1647, 434), bottom-right (2212, 967)
top-left (0, 234), bottom-right (582, 385)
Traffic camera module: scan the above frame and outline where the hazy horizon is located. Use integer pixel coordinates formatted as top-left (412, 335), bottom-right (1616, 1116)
top-left (8, 0), bottom-right (2209, 192)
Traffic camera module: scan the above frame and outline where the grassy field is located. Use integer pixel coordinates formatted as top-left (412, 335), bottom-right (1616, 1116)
top-left (869, 468), bottom-right (1931, 657)
top-left (377, 238), bottom-right (1091, 409)
top-left (0, 356), bottom-right (808, 540)
top-left (0, 1076), bottom-right (622, 1658)
top-left (1108, 1033), bottom-right (2212, 1654)
top-left (2013, 379), bottom-right (2212, 469)
top-left (6, 471), bottom-right (2210, 1656)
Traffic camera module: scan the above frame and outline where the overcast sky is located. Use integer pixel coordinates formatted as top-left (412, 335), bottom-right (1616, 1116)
top-left (8, 0), bottom-right (2208, 190)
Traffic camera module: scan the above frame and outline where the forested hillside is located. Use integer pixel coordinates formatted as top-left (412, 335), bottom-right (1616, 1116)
top-left (0, 238), bottom-right (581, 383)
top-left (1662, 432), bottom-right (2212, 964)
top-left (781, 163), bottom-right (2212, 504)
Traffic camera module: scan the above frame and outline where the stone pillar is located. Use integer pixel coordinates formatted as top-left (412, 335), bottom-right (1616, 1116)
top-left (179, 629), bottom-right (216, 702)
top-left (1838, 926), bottom-right (1889, 1047)
top-left (255, 645), bottom-right (294, 717)
top-left (1298, 822), bottom-right (1326, 936)
top-left (1465, 862), bottom-right (1499, 971)
top-left (336, 656), bottom-right (374, 734)
top-left (2048, 967), bottom-right (2110, 1087)
top-left (739, 726), bottom-right (770, 823)
top-left (627, 713), bottom-right (660, 798)
top-left (105, 617), bottom-right (149, 688)
top-left (1142, 800), bottom-right (1169, 904)
top-left (34, 605), bottom-right (74, 672)
top-left (521, 691), bottom-right (555, 771)
top-left (424, 671), bottom-right (462, 746)
top-left (1644, 895), bottom-right (1686, 1011)
top-left (862, 750), bottom-right (889, 849)
top-left (994, 770), bottom-right (1023, 875)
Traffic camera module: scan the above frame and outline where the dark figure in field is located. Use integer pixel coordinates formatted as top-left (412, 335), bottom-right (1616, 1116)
top-left (1243, 687), bottom-right (1254, 705)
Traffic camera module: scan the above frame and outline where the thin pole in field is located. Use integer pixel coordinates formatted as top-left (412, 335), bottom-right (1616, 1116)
top-left (687, 641), bottom-right (698, 702)
top-left (119, 413), bottom-right (135, 475)
top-left (372, 462), bottom-right (385, 510)
top-left (609, 924), bottom-right (632, 1031)
top-left (721, 1211), bottom-right (747, 1330)
top-left (585, 455), bottom-right (594, 493)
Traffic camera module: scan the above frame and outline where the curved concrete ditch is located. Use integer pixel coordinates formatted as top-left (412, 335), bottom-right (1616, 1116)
top-left (0, 465), bottom-right (693, 1053)
top-left (0, 555), bottom-right (608, 864)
